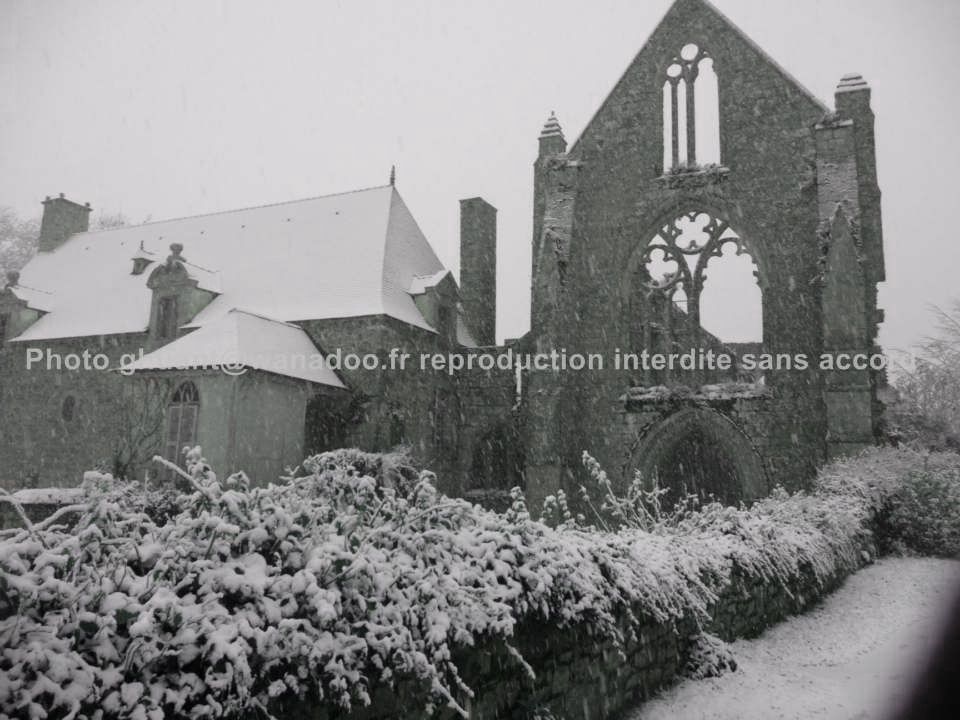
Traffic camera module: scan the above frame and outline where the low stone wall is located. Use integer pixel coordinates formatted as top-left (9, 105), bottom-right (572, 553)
top-left (281, 558), bottom-right (864, 720)
top-left (0, 489), bottom-right (84, 530)
top-left (0, 500), bottom-right (65, 531)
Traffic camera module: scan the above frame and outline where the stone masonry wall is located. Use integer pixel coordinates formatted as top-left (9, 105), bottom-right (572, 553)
top-left (283, 555), bottom-right (862, 720)
top-left (0, 333), bottom-right (149, 488)
top-left (524, 0), bottom-right (864, 499)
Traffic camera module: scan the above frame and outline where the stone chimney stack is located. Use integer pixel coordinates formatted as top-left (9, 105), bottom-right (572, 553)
top-left (459, 197), bottom-right (497, 346)
top-left (834, 73), bottom-right (883, 286)
top-left (39, 194), bottom-right (91, 252)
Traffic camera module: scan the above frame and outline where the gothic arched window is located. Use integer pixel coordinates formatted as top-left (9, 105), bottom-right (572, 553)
top-left (638, 211), bottom-right (761, 383)
top-left (163, 381), bottom-right (199, 470)
top-left (662, 43), bottom-right (721, 170)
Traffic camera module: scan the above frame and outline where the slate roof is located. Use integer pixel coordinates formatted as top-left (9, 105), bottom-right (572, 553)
top-left (10, 185), bottom-right (453, 341)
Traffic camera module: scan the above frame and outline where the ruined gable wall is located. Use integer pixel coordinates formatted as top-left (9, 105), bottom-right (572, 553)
top-left (535, 0), bottom-right (834, 491)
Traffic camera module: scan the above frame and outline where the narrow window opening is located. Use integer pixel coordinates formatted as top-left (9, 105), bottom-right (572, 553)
top-left (389, 413), bottom-right (405, 447)
top-left (662, 44), bottom-right (720, 171)
top-left (699, 241), bottom-right (762, 343)
top-left (695, 58), bottom-right (721, 165)
top-left (676, 79), bottom-right (689, 167)
top-left (61, 395), bottom-right (76, 422)
top-left (662, 82), bottom-right (673, 172)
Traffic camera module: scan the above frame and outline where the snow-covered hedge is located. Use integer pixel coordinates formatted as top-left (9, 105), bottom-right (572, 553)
top-left (0, 446), bottom-right (955, 720)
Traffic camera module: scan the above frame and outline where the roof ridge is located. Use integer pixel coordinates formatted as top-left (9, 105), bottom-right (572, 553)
top-left (227, 307), bottom-right (304, 329)
top-left (12, 282), bottom-right (54, 296)
top-left (182, 258), bottom-right (219, 275)
top-left (75, 183), bottom-right (394, 236)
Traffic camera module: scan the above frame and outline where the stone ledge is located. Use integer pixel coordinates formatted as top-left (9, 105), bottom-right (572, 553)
top-left (657, 164), bottom-right (730, 190)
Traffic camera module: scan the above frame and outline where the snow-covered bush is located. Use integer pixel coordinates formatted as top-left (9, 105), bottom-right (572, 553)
top-left (0, 447), bottom-right (731, 719)
top-left (681, 632), bottom-right (737, 680)
top-left (880, 465), bottom-right (960, 557)
top-left (1, 445), bottom-right (956, 719)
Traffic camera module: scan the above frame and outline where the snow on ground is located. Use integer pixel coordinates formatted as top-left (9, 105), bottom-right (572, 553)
top-left (628, 557), bottom-right (960, 720)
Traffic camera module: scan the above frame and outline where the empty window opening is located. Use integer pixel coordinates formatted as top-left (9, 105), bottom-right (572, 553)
top-left (699, 241), bottom-right (762, 343)
top-left (662, 44), bottom-right (720, 170)
top-left (639, 211), bottom-right (762, 382)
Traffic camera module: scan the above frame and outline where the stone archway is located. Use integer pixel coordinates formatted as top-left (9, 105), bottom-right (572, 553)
top-left (630, 407), bottom-right (767, 505)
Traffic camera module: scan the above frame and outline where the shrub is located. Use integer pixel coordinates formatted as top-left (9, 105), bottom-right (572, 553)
top-left (0, 446), bottom-right (957, 719)
top-left (681, 632), bottom-right (737, 680)
top-left (881, 466), bottom-right (960, 557)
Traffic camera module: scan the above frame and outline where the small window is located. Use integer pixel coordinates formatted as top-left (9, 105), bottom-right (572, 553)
top-left (388, 413), bottom-right (405, 447)
top-left (0, 313), bottom-right (9, 341)
top-left (432, 388), bottom-right (458, 454)
top-left (157, 296), bottom-right (178, 339)
top-left (61, 395), bottom-right (76, 422)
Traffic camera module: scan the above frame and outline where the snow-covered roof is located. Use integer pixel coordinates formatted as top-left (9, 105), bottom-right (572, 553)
top-left (120, 309), bottom-right (346, 387)
top-left (11, 185), bottom-right (450, 341)
top-left (408, 269), bottom-right (451, 295)
top-left (175, 258), bottom-right (222, 295)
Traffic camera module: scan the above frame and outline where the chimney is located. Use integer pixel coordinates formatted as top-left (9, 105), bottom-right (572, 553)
top-left (39, 194), bottom-right (92, 252)
top-left (459, 197), bottom-right (497, 346)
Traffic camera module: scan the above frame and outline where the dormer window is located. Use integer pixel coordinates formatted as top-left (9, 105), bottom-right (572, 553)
top-left (146, 243), bottom-right (218, 346)
top-left (157, 296), bottom-right (178, 339)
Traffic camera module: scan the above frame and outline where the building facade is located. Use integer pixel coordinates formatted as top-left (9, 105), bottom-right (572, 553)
top-left (0, 0), bottom-right (884, 508)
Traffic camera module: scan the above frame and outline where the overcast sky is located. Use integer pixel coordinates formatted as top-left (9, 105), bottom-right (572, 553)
top-left (2, 0), bottom-right (958, 353)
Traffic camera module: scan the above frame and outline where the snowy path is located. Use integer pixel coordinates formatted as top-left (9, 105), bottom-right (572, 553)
top-left (626, 557), bottom-right (960, 720)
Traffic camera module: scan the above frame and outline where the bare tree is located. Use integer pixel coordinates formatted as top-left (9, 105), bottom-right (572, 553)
top-left (92, 211), bottom-right (130, 231)
top-left (0, 207), bottom-right (40, 280)
top-left (888, 300), bottom-right (960, 451)
top-left (110, 377), bottom-right (173, 481)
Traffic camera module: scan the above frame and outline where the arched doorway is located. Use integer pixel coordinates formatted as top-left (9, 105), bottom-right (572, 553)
top-left (630, 408), bottom-right (767, 505)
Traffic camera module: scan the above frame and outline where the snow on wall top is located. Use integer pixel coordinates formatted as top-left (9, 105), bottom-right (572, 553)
top-left (120, 309), bottom-right (346, 387)
top-left (11, 487), bottom-right (86, 505)
top-left (11, 185), bottom-right (449, 341)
